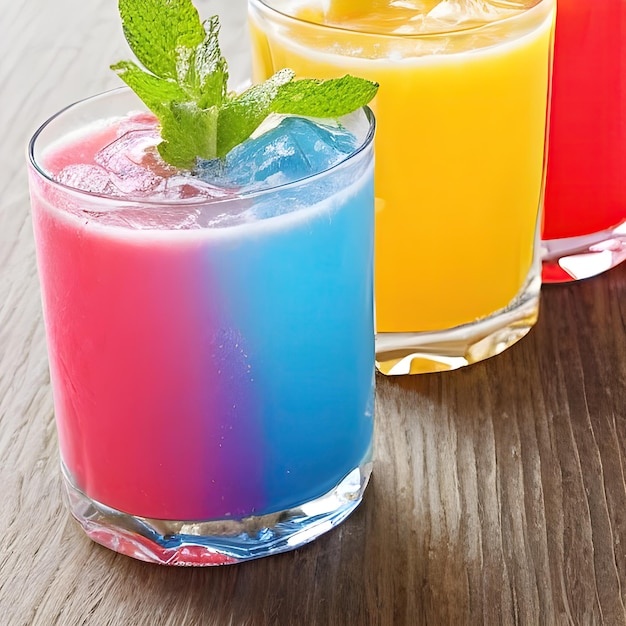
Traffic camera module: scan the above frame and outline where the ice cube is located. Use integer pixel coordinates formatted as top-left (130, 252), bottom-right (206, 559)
top-left (195, 116), bottom-right (357, 190)
top-left (375, 0), bottom-right (523, 35)
top-left (158, 174), bottom-right (238, 201)
top-left (420, 0), bottom-right (520, 30)
top-left (94, 128), bottom-right (168, 195)
top-left (56, 164), bottom-right (119, 195)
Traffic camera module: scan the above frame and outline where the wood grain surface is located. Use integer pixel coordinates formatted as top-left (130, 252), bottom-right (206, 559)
top-left (1, 1), bottom-right (625, 624)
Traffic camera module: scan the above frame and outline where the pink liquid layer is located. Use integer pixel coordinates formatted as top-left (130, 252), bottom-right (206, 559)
top-left (543, 0), bottom-right (626, 240)
top-left (34, 203), bottom-right (268, 520)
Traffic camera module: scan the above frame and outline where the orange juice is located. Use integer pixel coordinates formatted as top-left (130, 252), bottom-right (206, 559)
top-left (249, 0), bottom-right (555, 335)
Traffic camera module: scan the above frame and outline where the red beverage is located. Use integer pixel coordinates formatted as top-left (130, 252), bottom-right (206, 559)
top-left (542, 0), bottom-right (626, 282)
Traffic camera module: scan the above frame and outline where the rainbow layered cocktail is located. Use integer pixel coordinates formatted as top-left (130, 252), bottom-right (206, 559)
top-left (28, 88), bottom-right (375, 565)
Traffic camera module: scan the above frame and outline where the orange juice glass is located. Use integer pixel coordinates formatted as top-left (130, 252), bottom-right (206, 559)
top-left (249, 0), bottom-right (555, 374)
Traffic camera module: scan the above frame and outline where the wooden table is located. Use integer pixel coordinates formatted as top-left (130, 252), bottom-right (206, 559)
top-left (2, 0), bottom-right (625, 623)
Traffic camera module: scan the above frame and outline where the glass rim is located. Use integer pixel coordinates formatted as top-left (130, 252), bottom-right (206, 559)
top-left (27, 86), bottom-right (376, 209)
top-left (249, 0), bottom-right (553, 39)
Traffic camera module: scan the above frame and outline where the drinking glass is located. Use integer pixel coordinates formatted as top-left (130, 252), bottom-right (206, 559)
top-left (249, 0), bottom-right (556, 374)
top-left (542, 0), bottom-right (626, 282)
top-left (28, 88), bottom-right (376, 565)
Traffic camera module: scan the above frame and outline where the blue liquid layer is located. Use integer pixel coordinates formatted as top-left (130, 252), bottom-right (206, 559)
top-left (207, 165), bottom-right (375, 515)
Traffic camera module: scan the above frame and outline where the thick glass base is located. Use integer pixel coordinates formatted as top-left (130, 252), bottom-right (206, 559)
top-left (61, 461), bottom-right (372, 566)
top-left (375, 274), bottom-right (541, 375)
top-left (541, 221), bottom-right (626, 283)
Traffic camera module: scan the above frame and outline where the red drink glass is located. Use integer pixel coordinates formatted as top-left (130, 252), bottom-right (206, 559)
top-left (542, 0), bottom-right (626, 282)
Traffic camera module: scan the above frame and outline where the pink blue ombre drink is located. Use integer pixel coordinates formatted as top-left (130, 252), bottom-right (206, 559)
top-left (27, 84), bottom-right (375, 565)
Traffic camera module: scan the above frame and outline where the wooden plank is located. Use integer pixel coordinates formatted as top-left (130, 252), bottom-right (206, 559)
top-left (1, 0), bottom-right (625, 623)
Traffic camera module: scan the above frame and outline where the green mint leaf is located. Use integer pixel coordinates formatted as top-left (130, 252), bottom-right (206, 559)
top-left (216, 69), bottom-right (295, 158)
top-left (174, 17), bottom-right (228, 105)
top-left (157, 102), bottom-right (218, 168)
top-left (217, 73), bottom-right (378, 157)
top-left (113, 1), bottom-right (378, 167)
top-left (111, 60), bottom-right (187, 117)
top-left (118, 0), bottom-right (205, 80)
top-left (272, 76), bottom-right (380, 118)
top-left (186, 17), bottom-right (229, 109)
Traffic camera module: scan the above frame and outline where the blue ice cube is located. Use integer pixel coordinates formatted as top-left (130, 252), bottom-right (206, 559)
top-left (195, 116), bottom-right (357, 190)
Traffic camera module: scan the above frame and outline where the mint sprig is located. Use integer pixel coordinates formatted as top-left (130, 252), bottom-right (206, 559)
top-left (111, 0), bottom-right (378, 168)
